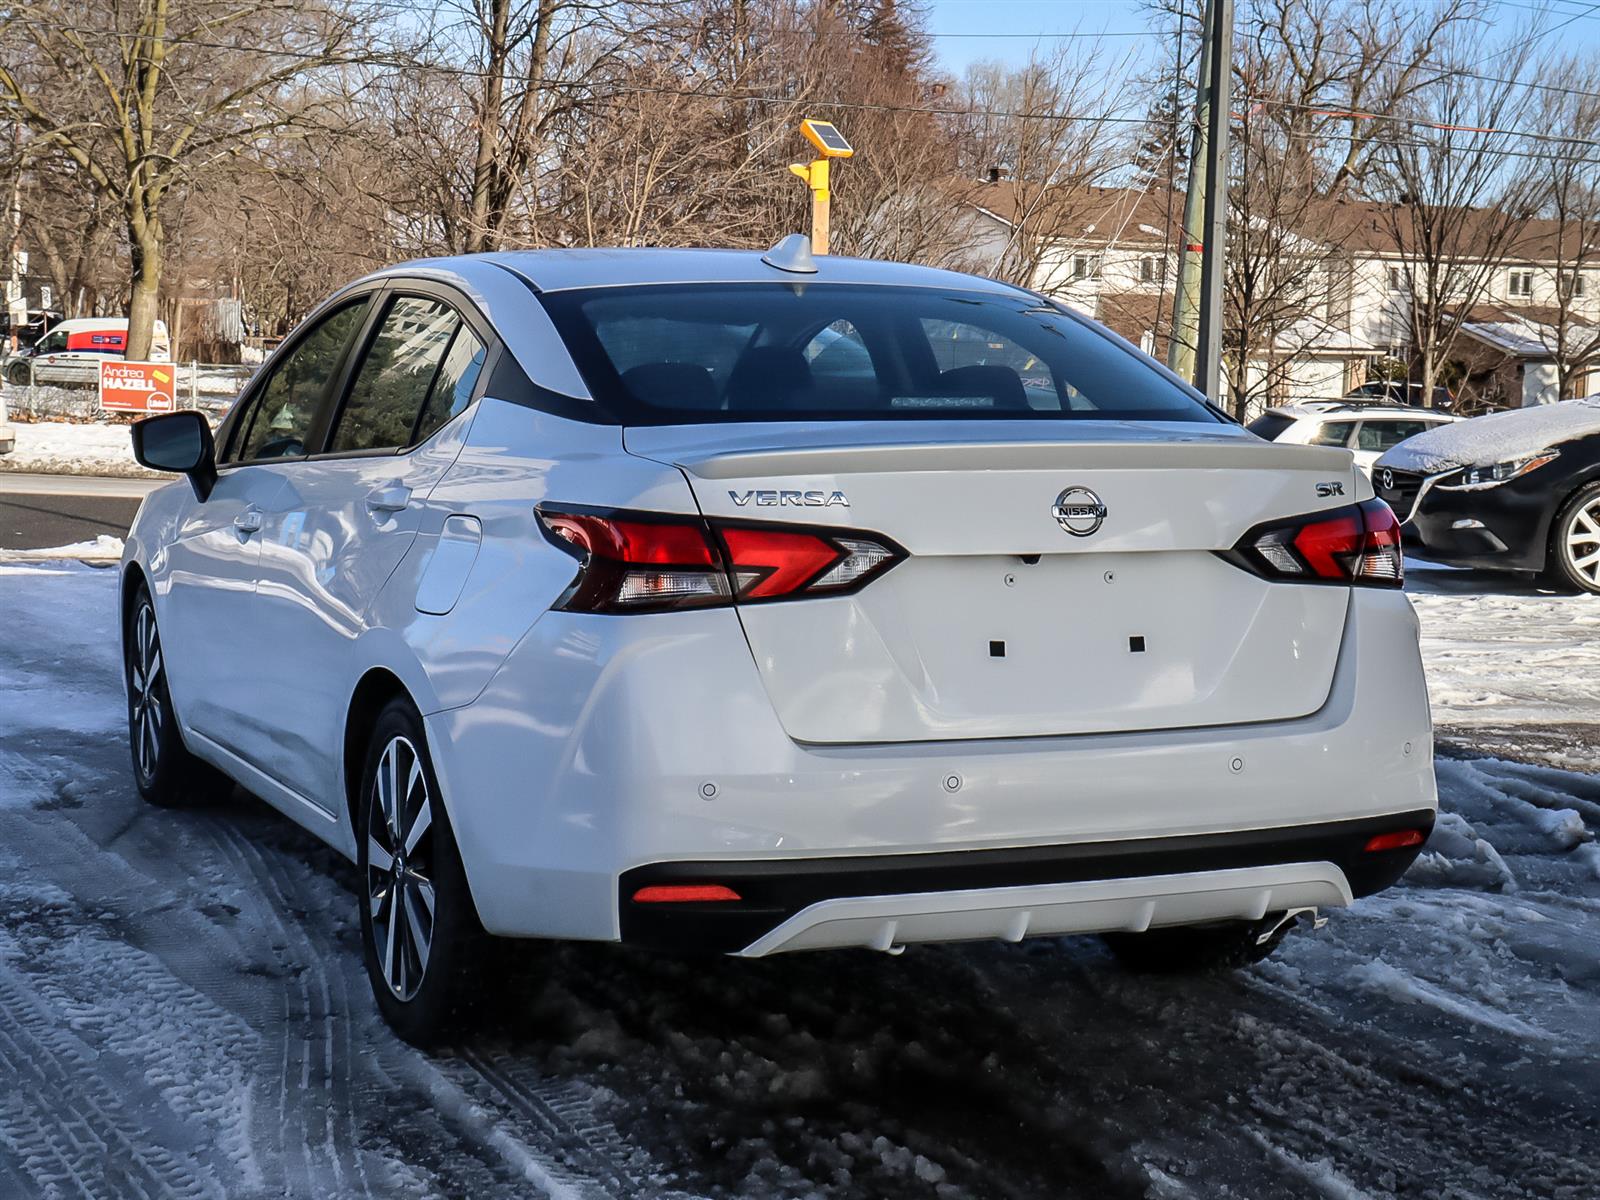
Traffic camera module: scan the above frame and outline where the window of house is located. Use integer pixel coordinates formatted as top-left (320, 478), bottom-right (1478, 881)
top-left (1508, 269), bottom-right (1534, 299)
top-left (1139, 255), bottom-right (1159, 284)
top-left (1071, 254), bottom-right (1102, 281)
top-left (1562, 272), bottom-right (1587, 299)
top-left (1387, 266), bottom-right (1406, 292)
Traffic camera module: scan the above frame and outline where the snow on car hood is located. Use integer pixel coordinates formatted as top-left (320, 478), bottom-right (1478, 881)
top-left (1376, 397), bottom-right (1600, 473)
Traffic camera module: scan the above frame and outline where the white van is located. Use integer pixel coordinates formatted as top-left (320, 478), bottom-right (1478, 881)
top-left (3, 317), bottom-right (171, 388)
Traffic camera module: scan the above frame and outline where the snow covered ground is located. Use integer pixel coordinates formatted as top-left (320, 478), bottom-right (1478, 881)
top-left (0, 563), bottom-right (1598, 1199)
top-left (0, 421), bottom-right (157, 477)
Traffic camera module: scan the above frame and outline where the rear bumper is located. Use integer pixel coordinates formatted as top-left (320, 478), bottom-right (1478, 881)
top-left (426, 587), bottom-right (1435, 942)
top-left (620, 810), bottom-right (1433, 954)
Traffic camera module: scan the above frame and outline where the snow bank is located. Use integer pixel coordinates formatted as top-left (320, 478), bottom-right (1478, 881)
top-left (0, 535), bottom-right (124, 562)
top-left (0, 420), bottom-right (155, 477)
top-left (1379, 397), bottom-right (1600, 472)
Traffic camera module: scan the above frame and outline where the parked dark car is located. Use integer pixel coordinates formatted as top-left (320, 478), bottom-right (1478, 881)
top-left (1373, 400), bottom-right (1600, 592)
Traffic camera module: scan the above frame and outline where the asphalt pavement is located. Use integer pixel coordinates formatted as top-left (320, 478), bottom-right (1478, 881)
top-left (0, 473), bottom-right (157, 550)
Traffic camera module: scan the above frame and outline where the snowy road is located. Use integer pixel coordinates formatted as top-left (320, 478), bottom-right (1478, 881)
top-left (2, 563), bottom-right (1599, 1199)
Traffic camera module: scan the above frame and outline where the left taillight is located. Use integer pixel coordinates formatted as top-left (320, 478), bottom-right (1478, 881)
top-left (1225, 499), bottom-right (1403, 588)
top-left (536, 506), bottom-right (905, 613)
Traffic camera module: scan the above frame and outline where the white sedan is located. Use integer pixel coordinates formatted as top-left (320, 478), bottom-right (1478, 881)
top-left (121, 242), bottom-right (1437, 1043)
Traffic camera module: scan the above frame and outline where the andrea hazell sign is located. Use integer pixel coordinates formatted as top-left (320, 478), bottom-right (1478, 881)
top-left (100, 360), bottom-right (176, 414)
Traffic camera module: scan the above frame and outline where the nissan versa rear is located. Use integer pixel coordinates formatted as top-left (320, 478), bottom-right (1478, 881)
top-left (121, 244), bottom-right (1437, 1042)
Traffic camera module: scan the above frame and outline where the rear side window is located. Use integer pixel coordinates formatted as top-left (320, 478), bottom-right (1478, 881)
top-left (1356, 420), bottom-right (1429, 452)
top-left (539, 283), bottom-right (1217, 425)
top-left (330, 297), bottom-right (461, 454)
top-left (413, 327), bottom-right (487, 445)
top-left (1307, 422), bottom-right (1354, 447)
top-left (235, 302), bottom-right (365, 461)
top-left (1246, 412), bottom-right (1294, 441)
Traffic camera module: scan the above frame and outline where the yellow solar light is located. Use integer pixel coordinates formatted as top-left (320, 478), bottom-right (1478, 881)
top-left (800, 119), bottom-right (854, 159)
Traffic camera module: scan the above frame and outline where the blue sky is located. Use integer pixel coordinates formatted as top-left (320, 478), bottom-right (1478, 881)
top-left (926, 0), bottom-right (1155, 76)
top-left (923, 0), bottom-right (1600, 99)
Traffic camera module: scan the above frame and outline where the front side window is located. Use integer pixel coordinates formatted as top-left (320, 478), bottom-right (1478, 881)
top-left (330, 297), bottom-right (461, 454)
top-left (35, 329), bottom-right (66, 353)
top-left (539, 283), bottom-right (1218, 425)
top-left (235, 302), bottom-right (365, 461)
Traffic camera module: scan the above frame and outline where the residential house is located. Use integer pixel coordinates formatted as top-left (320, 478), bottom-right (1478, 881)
top-left (957, 180), bottom-right (1600, 412)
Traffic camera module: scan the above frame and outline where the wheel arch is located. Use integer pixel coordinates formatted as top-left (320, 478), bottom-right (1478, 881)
top-left (120, 561), bottom-right (149, 653)
top-left (342, 667), bottom-right (412, 842)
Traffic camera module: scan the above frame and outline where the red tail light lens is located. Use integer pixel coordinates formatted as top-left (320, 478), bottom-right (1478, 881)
top-left (1227, 499), bottom-right (1403, 588)
top-left (632, 884), bottom-right (742, 903)
top-left (1363, 829), bottom-right (1427, 853)
top-left (537, 506), bottom-right (905, 612)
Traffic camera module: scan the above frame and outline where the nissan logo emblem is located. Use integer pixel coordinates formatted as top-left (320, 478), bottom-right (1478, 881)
top-left (1051, 486), bottom-right (1107, 537)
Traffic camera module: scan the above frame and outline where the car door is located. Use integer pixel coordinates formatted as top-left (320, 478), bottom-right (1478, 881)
top-left (160, 298), bottom-right (371, 753)
top-left (248, 289), bottom-right (489, 809)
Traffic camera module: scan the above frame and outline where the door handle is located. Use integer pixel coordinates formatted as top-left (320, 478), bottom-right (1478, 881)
top-left (233, 509), bottom-right (262, 535)
top-left (365, 484), bottom-right (412, 514)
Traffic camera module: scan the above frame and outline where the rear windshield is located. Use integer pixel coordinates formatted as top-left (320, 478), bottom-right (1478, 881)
top-left (1246, 412), bottom-right (1295, 441)
top-left (538, 283), bottom-right (1219, 425)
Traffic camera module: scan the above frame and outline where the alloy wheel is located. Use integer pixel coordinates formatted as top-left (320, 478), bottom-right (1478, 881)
top-left (129, 602), bottom-right (164, 781)
top-left (366, 736), bottom-right (437, 1002)
top-left (1564, 499), bottom-right (1600, 587)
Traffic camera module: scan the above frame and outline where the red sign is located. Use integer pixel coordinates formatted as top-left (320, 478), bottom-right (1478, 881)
top-left (68, 329), bottom-right (127, 353)
top-left (100, 360), bottom-right (176, 414)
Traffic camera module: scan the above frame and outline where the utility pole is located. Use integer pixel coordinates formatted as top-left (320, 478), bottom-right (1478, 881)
top-left (1167, 0), bottom-right (1234, 401)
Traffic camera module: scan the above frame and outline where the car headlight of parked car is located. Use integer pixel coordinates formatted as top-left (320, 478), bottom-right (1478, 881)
top-left (1437, 451), bottom-right (1560, 490)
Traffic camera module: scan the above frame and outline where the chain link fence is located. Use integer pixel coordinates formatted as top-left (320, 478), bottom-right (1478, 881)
top-left (0, 360), bottom-right (252, 421)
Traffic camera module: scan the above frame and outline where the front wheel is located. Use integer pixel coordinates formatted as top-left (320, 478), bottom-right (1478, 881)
top-left (126, 583), bottom-right (220, 806)
top-left (1550, 483), bottom-right (1600, 595)
top-left (357, 699), bottom-right (486, 1045)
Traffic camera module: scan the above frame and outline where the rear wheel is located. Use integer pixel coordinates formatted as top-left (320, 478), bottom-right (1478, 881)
top-left (357, 699), bottom-right (486, 1045)
top-left (1550, 483), bottom-right (1600, 595)
top-left (126, 583), bottom-right (220, 806)
top-left (1102, 918), bottom-right (1291, 974)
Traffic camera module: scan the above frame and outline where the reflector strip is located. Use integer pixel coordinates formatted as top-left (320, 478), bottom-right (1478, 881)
top-left (632, 884), bottom-right (743, 903)
top-left (1363, 829), bottom-right (1426, 853)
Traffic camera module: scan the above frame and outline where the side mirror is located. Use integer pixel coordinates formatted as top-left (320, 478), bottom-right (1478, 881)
top-left (132, 410), bottom-right (217, 501)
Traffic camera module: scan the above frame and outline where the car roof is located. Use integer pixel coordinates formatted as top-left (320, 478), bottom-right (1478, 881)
top-left (367, 247), bottom-right (1031, 297)
top-left (1270, 401), bottom-right (1454, 420)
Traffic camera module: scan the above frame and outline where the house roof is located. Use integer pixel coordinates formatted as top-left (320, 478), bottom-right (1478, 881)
top-left (963, 181), bottom-right (1600, 265)
top-left (965, 182), bottom-right (1185, 248)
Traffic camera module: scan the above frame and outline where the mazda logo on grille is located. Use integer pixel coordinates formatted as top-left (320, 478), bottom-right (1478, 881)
top-left (1380, 468), bottom-right (1395, 490)
top-left (1051, 486), bottom-right (1107, 536)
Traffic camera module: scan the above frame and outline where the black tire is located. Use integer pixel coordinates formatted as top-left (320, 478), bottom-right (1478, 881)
top-left (356, 698), bottom-right (487, 1045)
top-left (1102, 918), bottom-right (1289, 974)
top-left (126, 582), bottom-right (222, 807)
top-left (1547, 482), bottom-right (1600, 595)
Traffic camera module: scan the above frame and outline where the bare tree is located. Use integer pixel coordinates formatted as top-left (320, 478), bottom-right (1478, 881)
top-left (0, 0), bottom-right (367, 357)
top-left (948, 45), bottom-right (1131, 288)
top-left (1371, 58), bottom-right (1540, 406)
top-left (1529, 57), bottom-right (1600, 400)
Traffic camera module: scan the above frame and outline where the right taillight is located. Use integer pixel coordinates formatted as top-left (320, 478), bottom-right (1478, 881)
top-left (1224, 499), bottom-right (1403, 588)
top-left (536, 505), bottom-right (905, 613)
